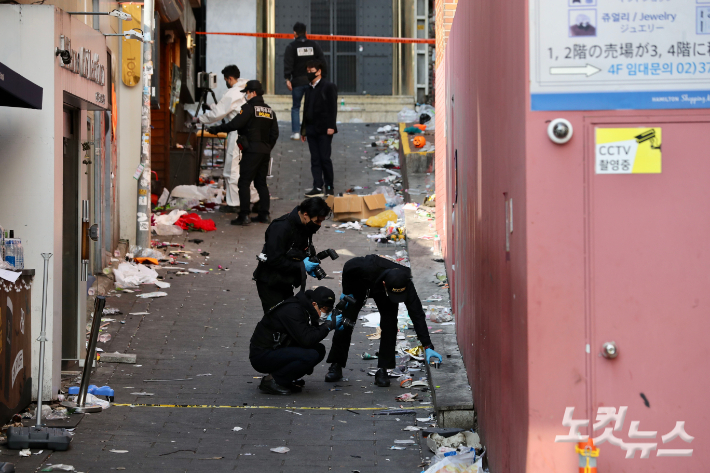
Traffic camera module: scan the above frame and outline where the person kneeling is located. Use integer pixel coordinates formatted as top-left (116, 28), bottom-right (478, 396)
top-left (249, 287), bottom-right (342, 395)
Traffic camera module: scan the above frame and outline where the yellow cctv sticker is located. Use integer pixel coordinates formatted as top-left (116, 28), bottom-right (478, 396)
top-left (595, 127), bottom-right (662, 174)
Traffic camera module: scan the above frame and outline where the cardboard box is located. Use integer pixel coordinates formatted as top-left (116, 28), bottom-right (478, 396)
top-left (325, 193), bottom-right (387, 222)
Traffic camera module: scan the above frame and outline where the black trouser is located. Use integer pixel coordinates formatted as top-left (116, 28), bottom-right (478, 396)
top-left (326, 292), bottom-right (399, 369)
top-left (238, 152), bottom-right (270, 216)
top-left (306, 134), bottom-right (334, 189)
top-left (250, 343), bottom-right (326, 387)
top-left (256, 280), bottom-right (294, 314)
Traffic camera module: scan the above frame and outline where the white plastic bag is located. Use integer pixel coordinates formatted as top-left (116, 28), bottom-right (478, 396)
top-left (170, 185), bottom-right (222, 204)
top-left (113, 262), bottom-right (159, 288)
top-left (397, 107), bottom-right (418, 123)
top-left (372, 152), bottom-right (399, 167)
top-left (425, 451), bottom-right (481, 473)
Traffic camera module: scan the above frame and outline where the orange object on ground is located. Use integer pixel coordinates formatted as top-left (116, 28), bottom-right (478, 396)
top-left (135, 257), bottom-right (159, 265)
top-left (575, 439), bottom-right (599, 473)
top-left (413, 124), bottom-right (426, 131)
top-left (412, 135), bottom-right (426, 148)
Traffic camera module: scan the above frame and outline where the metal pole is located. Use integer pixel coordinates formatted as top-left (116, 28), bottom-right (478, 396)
top-left (136, 0), bottom-right (155, 248)
top-left (78, 296), bottom-right (106, 407)
top-left (35, 253), bottom-right (52, 427)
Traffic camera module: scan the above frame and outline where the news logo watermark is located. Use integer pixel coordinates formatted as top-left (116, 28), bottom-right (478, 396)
top-left (555, 407), bottom-right (693, 458)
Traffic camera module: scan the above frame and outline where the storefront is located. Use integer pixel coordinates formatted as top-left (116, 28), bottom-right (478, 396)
top-left (0, 5), bottom-right (109, 401)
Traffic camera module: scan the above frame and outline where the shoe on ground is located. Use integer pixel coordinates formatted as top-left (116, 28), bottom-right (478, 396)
top-left (325, 186), bottom-right (334, 196)
top-left (219, 205), bottom-right (238, 213)
top-left (324, 362), bottom-right (342, 382)
top-left (305, 187), bottom-right (324, 198)
top-left (288, 383), bottom-right (303, 393)
top-left (258, 377), bottom-right (291, 395)
top-left (292, 379), bottom-right (305, 387)
top-left (290, 132), bottom-right (301, 140)
top-left (374, 368), bottom-right (391, 387)
top-left (252, 214), bottom-right (271, 224)
top-left (231, 215), bottom-right (251, 226)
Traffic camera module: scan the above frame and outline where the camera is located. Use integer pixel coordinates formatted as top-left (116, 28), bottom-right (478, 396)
top-left (55, 48), bottom-right (72, 65)
top-left (334, 294), bottom-right (357, 329)
top-left (547, 118), bottom-right (573, 144)
top-left (308, 249), bottom-right (339, 280)
top-left (198, 72), bottom-right (218, 90)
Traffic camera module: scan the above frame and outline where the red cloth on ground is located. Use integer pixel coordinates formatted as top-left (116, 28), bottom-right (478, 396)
top-left (174, 213), bottom-right (217, 232)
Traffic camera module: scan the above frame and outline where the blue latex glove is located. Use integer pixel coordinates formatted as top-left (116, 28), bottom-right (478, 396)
top-left (339, 293), bottom-right (354, 308)
top-left (426, 348), bottom-right (443, 364)
top-left (325, 312), bottom-right (344, 331)
top-left (303, 257), bottom-right (319, 278)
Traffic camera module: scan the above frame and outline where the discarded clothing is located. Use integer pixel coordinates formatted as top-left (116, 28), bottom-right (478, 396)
top-left (175, 213), bottom-right (217, 232)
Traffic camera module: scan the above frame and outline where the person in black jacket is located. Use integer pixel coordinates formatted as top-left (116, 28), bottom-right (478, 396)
top-left (300, 59), bottom-right (338, 198)
top-left (284, 22), bottom-right (326, 141)
top-left (208, 80), bottom-right (279, 226)
top-left (324, 255), bottom-right (444, 387)
top-left (253, 197), bottom-right (333, 313)
top-left (250, 287), bottom-right (342, 395)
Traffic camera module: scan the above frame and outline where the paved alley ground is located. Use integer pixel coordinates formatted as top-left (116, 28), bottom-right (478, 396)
top-left (7, 123), bottom-right (446, 473)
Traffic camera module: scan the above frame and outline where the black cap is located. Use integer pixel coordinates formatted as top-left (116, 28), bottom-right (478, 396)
top-left (240, 79), bottom-right (264, 94)
top-left (311, 286), bottom-right (336, 310)
top-left (383, 269), bottom-right (410, 304)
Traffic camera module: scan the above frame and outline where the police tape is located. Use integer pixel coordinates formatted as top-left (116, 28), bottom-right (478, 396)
top-left (195, 31), bottom-right (434, 45)
top-left (112, 403), bottom-right (432, 411)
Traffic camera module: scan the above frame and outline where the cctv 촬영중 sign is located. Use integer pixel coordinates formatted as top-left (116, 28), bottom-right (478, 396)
top-left (529, 0), bottom-right (710, 110)
top-left (595, 127), bottom-right (662, 174)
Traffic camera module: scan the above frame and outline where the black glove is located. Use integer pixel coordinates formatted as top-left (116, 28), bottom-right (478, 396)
top-left (201, 103), bottom-right (211, 113)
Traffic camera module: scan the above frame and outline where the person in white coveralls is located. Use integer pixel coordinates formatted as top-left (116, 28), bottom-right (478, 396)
top-left (194, 64), bottom-right (258, 213)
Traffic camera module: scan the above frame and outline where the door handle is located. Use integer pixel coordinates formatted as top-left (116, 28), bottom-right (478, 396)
top-left (601, 341), bottom-right (619, 359)
top-left (80, 201), bottom-right (100, 281)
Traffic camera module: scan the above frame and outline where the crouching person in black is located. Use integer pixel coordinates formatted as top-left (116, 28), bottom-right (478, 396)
top-left (250, 287), bottom-right (342, 395)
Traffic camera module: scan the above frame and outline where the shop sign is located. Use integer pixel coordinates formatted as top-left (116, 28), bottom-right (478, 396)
top-left (58, 34), bottom-right (105, 87)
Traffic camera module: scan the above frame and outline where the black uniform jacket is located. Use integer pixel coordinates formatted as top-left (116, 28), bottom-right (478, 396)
top-left (284, 35), bottom-right (327, 88)
top-left (253, 207), bottom-right (317, 288)
top-left (302, 79), bottom-right (338, 136)
top-left (342, 255), bottom-right (433, 348)
top-left (250, 292), bottom-right (329, 354)
top-left (209, 96), bottom-right (279, 154)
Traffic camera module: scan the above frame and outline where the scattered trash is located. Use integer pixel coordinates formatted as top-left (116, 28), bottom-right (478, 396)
top-left (361, 352), bottom-right (378, 360)
top-left (426, 294), bottom-right (444, 302)
top-left (394, 440), bottom-right (416, 444)
top-left (427, 432), bottom-right (482, 454)
top-left (130, 392), bottom-right (154, 396)
top-left (154, 280), bottom-right (171, 289)
top-left (403, 426), bottom-right (422, 431)
top-left (366, 327), bottom-right (382, 340)
top-left (374, 409), bottom-right (417, 416)
top-left (270, 447), bottom-right (290, 454)
top-left (129, 312), bottom-right (150, 315)
top-left (424, 452), bottom-right (481, 473)
top-left (136, 291), bottom-right (168, 299)
top-left (390, 446), bottom-right (407, 450)
top-left (100, 352), bottom-right (137, 364)
top-left (109, 449), bottom-right (130, 453)
top-left (113, 262), bottom-right (159, 289)
top-left (19, 449), bottom-right (31, 457)
top-left (98, 333), bottom-right (112, 343)
top-left (232, 427), bottom-right (243, 432)
top-left (395, 393), bottom-right (418, 402)
top-left (188, 268), bottom-right (209, 274)
top-left (40, 465), bottom-right (75, 472)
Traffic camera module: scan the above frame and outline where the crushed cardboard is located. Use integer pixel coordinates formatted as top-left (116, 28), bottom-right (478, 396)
top-left (325, 193), bottom-right (387, 222)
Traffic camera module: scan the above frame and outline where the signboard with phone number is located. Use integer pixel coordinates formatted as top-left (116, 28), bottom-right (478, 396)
top-left (530, 0), bottom-right (710, 111)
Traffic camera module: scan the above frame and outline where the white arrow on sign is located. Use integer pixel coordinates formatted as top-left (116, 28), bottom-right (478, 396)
top-left (549, 64), bottom-right (601, 77)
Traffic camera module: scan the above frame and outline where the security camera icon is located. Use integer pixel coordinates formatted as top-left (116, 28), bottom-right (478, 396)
top-left (547, 118), bottom-right (574, 144)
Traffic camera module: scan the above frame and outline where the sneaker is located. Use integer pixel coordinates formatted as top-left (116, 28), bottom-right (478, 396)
top-left (324, 362), bottom-right (342, 382)
top-left (252, 214), bottom-right (271, 224)
top-left (305, 187), bottom-right (324, 198)
top-left (290, 133), bottom-right (301, 140)
top-left (231, 214), bottom-right (251, 226)
top-left (324, 186), bottom-right (334, 196)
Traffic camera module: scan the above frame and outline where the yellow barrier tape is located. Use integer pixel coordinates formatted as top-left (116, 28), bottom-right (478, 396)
top-left (113, 403), bottom-right (432, 411)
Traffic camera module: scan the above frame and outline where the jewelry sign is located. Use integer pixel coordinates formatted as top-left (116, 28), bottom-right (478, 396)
top-left (530, 0), bottom-right (710, 110)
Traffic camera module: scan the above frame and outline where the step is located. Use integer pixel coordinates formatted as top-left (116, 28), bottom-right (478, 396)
top-left (264, 95), bottom-right (415, 124)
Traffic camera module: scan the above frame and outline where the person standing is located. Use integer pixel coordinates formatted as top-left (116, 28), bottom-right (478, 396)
top-left (284, 22), bottom-right (326, 141)
top-left (301, 59), bottom-right (337, 198)
top-left (207, 80), bottom-right (278, 226)
top-left (192, 65), bottom-right (256, 213)
top-left (323, 255), bottom-right (443, 387)
top-left (253, 197), bottom-right (332, 313)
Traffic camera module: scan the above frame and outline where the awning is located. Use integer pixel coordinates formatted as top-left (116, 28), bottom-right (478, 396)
top-left (0, 62), bottom-right (43, 110)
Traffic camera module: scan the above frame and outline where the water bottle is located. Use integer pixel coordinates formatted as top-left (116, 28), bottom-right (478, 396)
top-left (4, 237), bottom-right (15, 269)
top-left (14, 238), bottom-right (23, 270)
top-left (0, 224), bottom-right (4, 263)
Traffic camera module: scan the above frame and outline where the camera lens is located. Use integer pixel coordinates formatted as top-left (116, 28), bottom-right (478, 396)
top-left (313, 265), bottom-right (326, 280)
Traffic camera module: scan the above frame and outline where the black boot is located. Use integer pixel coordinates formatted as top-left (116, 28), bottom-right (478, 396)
top-left (231, 214), bottom-right (251, 226)
top-left (258, 376), bottom-right (291, 395)
top-left (324, 362), bottom-right (342, 382)
top-left (374, 368), bottom-right (390, 387)
top-left (252, 214), bottom-right (271, 224)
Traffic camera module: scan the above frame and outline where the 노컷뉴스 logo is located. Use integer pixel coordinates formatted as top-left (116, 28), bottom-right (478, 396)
top-left (555, 407), bottom-right (693, 458)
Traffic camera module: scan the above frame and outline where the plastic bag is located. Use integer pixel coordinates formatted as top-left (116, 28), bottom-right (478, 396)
top-left (372, 152), bottom-right (399, 167)
top-left (366, 210), bottom-right (400, 228)
top-left (425, 451), bottom-right (480, 473)
top-left (397, 107), bottom-right (418, 123)
top-left (170, 184), bottom-right (222, 204)
top-left (153, 224), bottom-right (184, 236)
top-left (113, 262), bottom-right (159, 288)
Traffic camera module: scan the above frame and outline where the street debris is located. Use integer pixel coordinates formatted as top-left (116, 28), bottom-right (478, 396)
top-left (270, 447), bottom-right (290, 454)
top-left (395, 393), bottom-right (418, 402)
top-left (110, 449), bottom-right (129, 453)
top-left (99, 352), bottom-right (136, 364)
top-left (40, 466), bottom-right (75, 472)
top-left (232, 427), bottom-right (243, 432)
top-left (136, 291), bottom-right (168, 299)
top-left (19, 448), bottom-right (31, 457)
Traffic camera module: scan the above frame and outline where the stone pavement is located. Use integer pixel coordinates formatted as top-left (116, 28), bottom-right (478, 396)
top-left (3, 123), bottom-right (446, 473)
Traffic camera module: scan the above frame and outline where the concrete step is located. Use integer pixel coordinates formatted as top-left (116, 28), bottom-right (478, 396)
top-left (264, 94), bottom-right (415, 123)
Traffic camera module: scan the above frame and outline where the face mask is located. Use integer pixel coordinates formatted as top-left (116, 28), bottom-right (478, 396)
top-left (306, 221), bottom-right (320, 232)
top-left (307, 72), bottom-right (318, 82)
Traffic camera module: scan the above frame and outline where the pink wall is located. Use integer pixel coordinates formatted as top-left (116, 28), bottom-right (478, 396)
top-left (444, 1), bottom-right (530, 471)
top-left (442, 1), bottom-right (710, 471)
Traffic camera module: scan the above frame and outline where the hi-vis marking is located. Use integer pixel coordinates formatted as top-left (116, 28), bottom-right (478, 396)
top-left (254, 106), bottom-right (273, 119)
top-left (297, 47), bottom-right (314, 56)
top-left (113, 403), bottom-right (431, 411)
